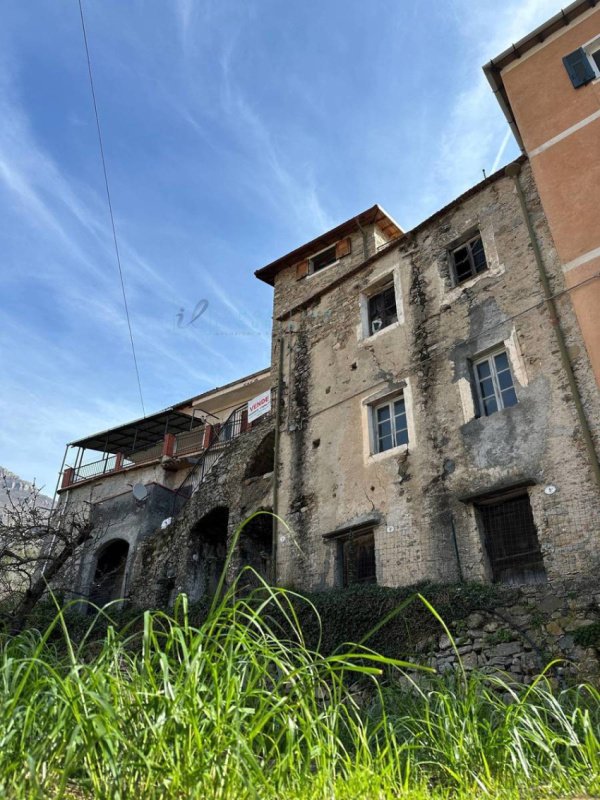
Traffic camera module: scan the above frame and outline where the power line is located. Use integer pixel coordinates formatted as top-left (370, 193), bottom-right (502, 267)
top-left (77, 0), bottom-right (146, 417)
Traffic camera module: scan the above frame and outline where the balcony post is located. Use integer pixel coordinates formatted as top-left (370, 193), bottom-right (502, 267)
top-left (61, 467), bottom-right (75, 489)
top-left (162, 433), bottom-right (176, 457)
top-left (201, 425), bottom-right (213, 449)
top-left (115, 452), bottom-right (124, 471)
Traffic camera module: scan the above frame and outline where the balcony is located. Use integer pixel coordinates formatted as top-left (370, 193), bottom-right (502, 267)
top-left (60, 404), bottom-right (253, 490)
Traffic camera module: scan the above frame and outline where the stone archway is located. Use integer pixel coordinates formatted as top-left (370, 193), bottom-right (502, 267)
top-left (239, 511), bottom-right (273, 584)
top-left (188, 506), bottom-right (229, 601)
top-left (89, 539), bottom-right (130, 607)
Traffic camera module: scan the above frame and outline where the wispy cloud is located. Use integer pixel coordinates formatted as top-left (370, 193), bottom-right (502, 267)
top-left (427, 0), bottom-right (560, 204)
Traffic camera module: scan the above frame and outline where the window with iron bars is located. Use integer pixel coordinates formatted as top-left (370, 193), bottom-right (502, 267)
top-left (476, 491), bottom-right (546, 585)
top-left (340, 530), bottom-right (376, 586)
top-left (451, 233), bottom-right (487, 284)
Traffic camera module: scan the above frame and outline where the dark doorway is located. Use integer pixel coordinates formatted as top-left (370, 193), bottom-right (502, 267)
top-left (90, 539), bottom-right (129, 607)
top-left (477, 492), bottom-right (546, 584)
top-left (189, 507), bottom-right (229, 600)
top-left (239, 512), bottom-right (273, 584)
top-left (245, 431), bottom-right (275, 479)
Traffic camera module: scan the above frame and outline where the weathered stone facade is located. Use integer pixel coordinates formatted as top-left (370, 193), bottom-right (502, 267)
top-left (128, 416), bottom-right (275, 608)
top-left (265, 159), bottom-right (600, 593)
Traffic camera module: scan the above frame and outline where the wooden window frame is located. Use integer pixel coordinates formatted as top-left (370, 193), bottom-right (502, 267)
top-left (450, 233), bottom-right (488, 285)
top-left (367, 282), bottom-right (398, 336)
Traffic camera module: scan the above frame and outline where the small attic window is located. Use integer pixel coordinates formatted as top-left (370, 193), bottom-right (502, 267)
top-left (310, 245), bottom-right (338, 274)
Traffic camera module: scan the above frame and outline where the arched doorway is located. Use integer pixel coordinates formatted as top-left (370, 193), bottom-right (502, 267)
top-left (189, 507), bottom-right (229, 600)
top-left (90, 539), bottom-right (130, 607)
top-left (239, 511), bottom-right (273, 584)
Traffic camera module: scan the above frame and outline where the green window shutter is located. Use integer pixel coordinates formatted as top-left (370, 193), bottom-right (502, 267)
top-left (563, 48), bottom-right (595, 88)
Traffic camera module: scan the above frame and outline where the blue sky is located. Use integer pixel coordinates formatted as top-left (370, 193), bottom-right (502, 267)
top-left (0, 0), bottom-right (560, 493)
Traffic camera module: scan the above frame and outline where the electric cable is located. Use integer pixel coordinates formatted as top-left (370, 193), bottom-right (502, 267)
top-left (77, 0), bottom-right (146, 416)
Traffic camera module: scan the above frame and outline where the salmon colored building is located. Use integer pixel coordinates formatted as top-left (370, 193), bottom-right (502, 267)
top-left (484, 0), bottom-right (600, 386)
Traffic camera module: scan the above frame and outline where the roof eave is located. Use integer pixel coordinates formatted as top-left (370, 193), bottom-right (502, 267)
top-left (254, 204), bottom-right (404, 286)
top-left (483, 0), bottom-right (596, 147)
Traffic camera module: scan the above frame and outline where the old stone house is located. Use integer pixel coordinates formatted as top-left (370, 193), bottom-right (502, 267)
top-left (53, 1), bottom-right (600, 613)
top-left (255, 159), bottom-right (600, 594)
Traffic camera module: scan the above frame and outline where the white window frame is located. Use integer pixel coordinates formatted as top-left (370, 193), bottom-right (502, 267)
top-left (372, 394), bottom-right (409, 454)
top-left (308, 244), bottom-right (339, 277)
top-left (362, 381), bottom-right (415, 463)
top-left (473, 348), bottom-right (518, 417)
top-left (583, 35), bottom-right (600, 79)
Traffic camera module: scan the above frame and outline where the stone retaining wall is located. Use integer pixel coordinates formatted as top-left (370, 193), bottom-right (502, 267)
top-left (415, 582), bottom-right (600, 683)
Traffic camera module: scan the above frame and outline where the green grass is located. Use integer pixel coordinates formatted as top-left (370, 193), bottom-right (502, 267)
top-left (0, 582), bottom-right (597, 799)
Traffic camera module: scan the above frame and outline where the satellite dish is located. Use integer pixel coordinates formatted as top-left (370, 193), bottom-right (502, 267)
top-left (161, 517), bottom-right (172, 530)
top-left (132, 483), bottom-right (149, 503)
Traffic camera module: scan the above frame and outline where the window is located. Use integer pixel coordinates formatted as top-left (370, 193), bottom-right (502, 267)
top-left (589, 42), bottom-right (600, 75)
top-left (563, 40), bottom-right (600, 88)
top-left (367, 284), bottom-right (397, 335)
top-left (310, 245), bottom-right (337, 274)
top-left (473, 350), bottom-right (517, 417)
top-left (451, 234), bottom-right (487, 284)
top-left (340, 530), bottom-right (376, 586)
top-left (476, 491), bottom-right (545, 585)
top-left (373, 395), bottom-right (408, 453)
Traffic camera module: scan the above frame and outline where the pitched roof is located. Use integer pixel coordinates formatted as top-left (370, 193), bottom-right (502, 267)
top-left (254, 204), bottom-right (403, 286)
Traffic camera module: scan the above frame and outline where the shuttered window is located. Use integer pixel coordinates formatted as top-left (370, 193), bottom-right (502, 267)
top-left (563, 47), bottom-right (596, 88)
top-left (310, 245), bottom-right (337, 274)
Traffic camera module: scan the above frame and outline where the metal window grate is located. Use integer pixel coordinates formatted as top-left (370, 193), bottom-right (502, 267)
top-left (477, 493), bottom-right (546, 585)
top-left (342, 531), bottom-right (376, 586)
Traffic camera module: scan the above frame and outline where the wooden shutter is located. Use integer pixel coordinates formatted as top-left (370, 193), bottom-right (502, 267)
top-left (335, 237), bottom-right (352, 259)
top-left (563, 48), bottom-right (595, 88)
top-left (296, 259), bottom-right (309, 280)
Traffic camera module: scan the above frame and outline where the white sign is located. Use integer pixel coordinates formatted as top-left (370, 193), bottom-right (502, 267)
top-left (248, 389), bottom-right (271, 423)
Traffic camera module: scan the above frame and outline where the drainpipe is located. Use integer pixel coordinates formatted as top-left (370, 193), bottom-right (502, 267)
top-left (355, 216), bottom-right (370, 260)
top-left (505, 162), bottom-right (600, 489)
top-left (271, 334), bottom-right (285, 582)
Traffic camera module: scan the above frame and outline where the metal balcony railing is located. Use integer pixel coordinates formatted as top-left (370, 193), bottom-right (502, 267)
top-left (61, 403), bottom-right (258, 490)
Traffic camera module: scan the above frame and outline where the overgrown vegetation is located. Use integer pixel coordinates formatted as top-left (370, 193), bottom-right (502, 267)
top-left (0, 579), bottom-right (598, 799)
